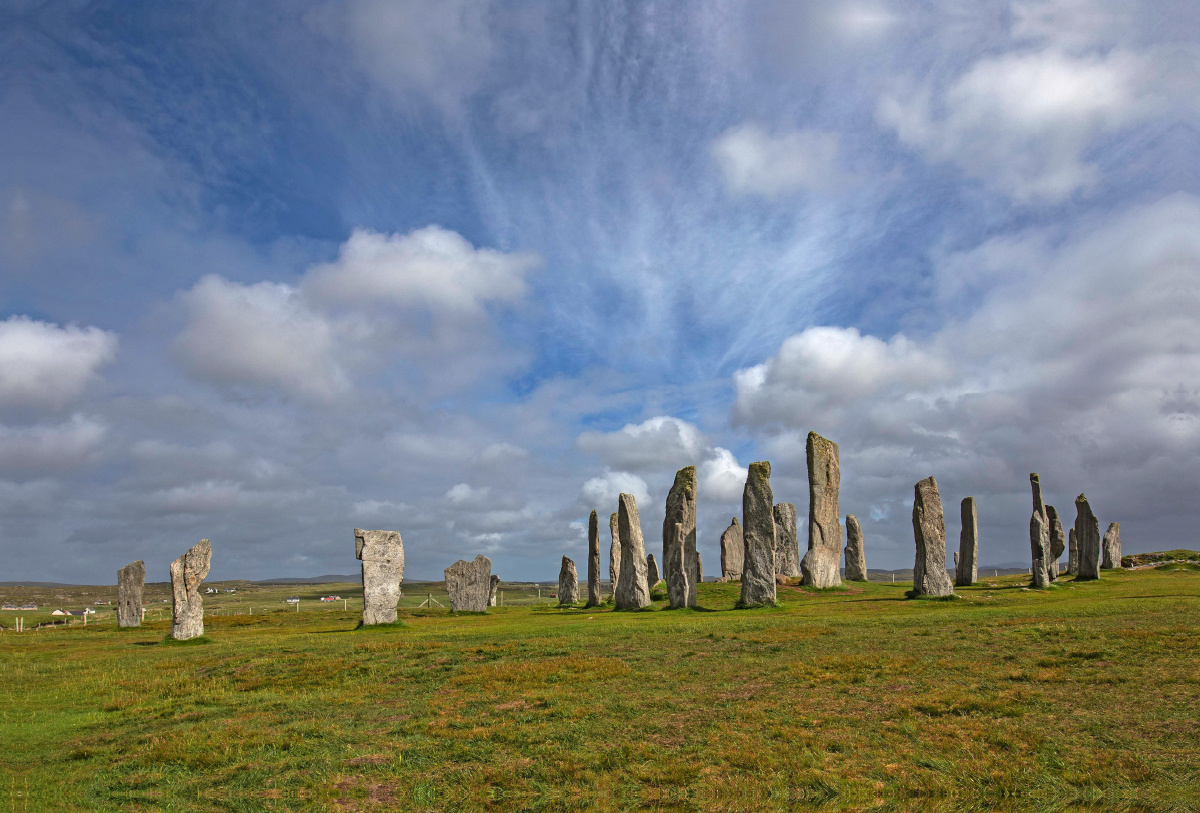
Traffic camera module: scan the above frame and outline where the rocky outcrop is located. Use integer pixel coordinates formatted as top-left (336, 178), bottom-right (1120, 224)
top-left (911, 478), bottom-right (954, 597)
top-left (739, 461), bottom-right (777, 607)
top-left (609, 512), bottom-right (621, 600)
top-left (355, 528), bottom-right (405, 625)
top-left (956, 497), bottom-right (978, 587)
top-left (773, 503), bottom-right (800, 578)
top-left (117, 560), bottom-right (145, 628)
top-left (445, 555), bottom-right (492, 611)
top-left (1102, 522), bottom-right (1122, 569)
top-left (1029, 474), bottom-right (1051, 587)
top-left (558, 556), bottom-right (579, 605)
top-left (1074, 495), bottom-right (1101, 580)
top-left (666, 522), bottom-right (689, 609)
top-left (646, 554), bottom-right (660, 586)
top-left (586, 510), bottom-right (603, 607)
top-left (170, 539), bottom-right (212, 640)
top-left (489, 575), bottom-right (500, 607)
top-left (802, 432), bottom-right (843, 588)
top-left (1047, 506), bottom-right (1065, 580)
top-left (615, 493), bottom-right (651, 609)
top-left (663, 466), bottom-right (699, 607)
top-left (720, 518), bottom-right (743, 580)
top-left (844, 515), bottom-right (867, 581)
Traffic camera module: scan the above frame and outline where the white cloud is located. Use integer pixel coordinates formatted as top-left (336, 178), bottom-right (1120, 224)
top-left (711, 124), bottom-right (844, 197)
top-left (576, 416), bottom-right (707, 472)
top-left (580, 470), bottom-right (650, 511)
top-left (0, 316), bottom-right (117, 409)
top-left (0, 414), bottom-right (107, 474)
top-left (446, 482), bottom-right (490, 503)
top-left (698, 447), bottom-right (748, 503)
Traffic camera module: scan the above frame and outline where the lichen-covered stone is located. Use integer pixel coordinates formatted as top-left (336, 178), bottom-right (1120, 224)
top-left (739, 461), bottom-right (777, 607)
top-left (445, 555), bottom-right (492, 611)
top-left (355, 528), bottom-right (405, 625)
top-left (558, 556), bottom-right (579, 605)
top-left (609, 512), bottom-right (621, 600)
top-left (662, 466), bottom-right (699, 607)
top-left (586, 510), bottom-right (602, 607)
top-left (720, 517), bottom-right (743, 580)
top-left (802, 432), bottom-right (843, 588)
top-left (955, 497), bottom-right (978, 586)
top-left (616, 493), bottom-right (651, 609)
top-left (646, 554), bottom-right (660, 586)
top-left (489, 575), bottom-right (500, 607)
top-left (1102, 522), bottom-right (1122, 569)
top-left (844, 515), bottom-right (867, 581)
top-left (1074, 494), bottom-right (1101, 581)
top-left (1047, 506), bottom-right (1065, 580)
top-left (117, 560), bottom-right (145, 628)
top-left (170, 539), bottom-right (211, 640)
top-left (1067, 528), bottom-right (1078, 575)
top-left (666, 522), bottom-right (689, 609)
top-left (912, 478), bottom-right (954, 597)
top-left (773, 503), bottom-right (800, 578)
top-left (1029, 474), bottom-right (1051, 586)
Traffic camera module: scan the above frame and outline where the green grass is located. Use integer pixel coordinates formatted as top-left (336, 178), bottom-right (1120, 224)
top-left (2, 566), bottom-right (1198, 812)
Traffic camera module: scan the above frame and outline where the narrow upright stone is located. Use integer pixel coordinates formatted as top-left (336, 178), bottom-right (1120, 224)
top-left (662, 466), bottom-right (700, 607)
top-left (1067, 528), bottom-right (1078, 575)
top-left (802, 432), bottom-right (843, 588)
top-left (1029, 474), bottom-right (1051, 586)
top-left (615, 493), bottom-right (651, 609)
top-left (646, 554), bottom-right (660, 586)
top-left (956, 497), bottom-right (978, 586)
top-left (844, 515), bottom-right (868, 581)
top-left (1102, 522), bottom-right (1122, 569)
top-left (1047, 506), bottom-right (1066, 580)
top-left (609, 512), bottom-right (621, 600)
top-left (170, 539), bottom-right (211, 640)
top-left (117, 560), bottom-right (145, 628)
top-left (489, 575), bottom-right (500, 607)
top-left (739, 461), bottom-right (777, 607)
top-left (666, 522), bottom-right (690, 609)
top-left (912, 478), bottom-right (954, 597)
top-left (558, 557), bottom-right (579, 605)
top-left (586, 510), bottom-right (602, 607)
top-left (445, 555), bottom-right (492, 611)
top-left (720, 517), bottom-right (744, 580)
top-left (355, 528), bottom-right (405, 625)
top-left (1074, 494), bottom-right (1101, 580)
top-left (773, 503), bottom-right (801, 578)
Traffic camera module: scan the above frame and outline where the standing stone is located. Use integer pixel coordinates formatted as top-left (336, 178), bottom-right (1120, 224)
top-left (1029, 474), bottom-right (1051, 587)
top-left (773, 503), bottom-right (801, 578)
top-left (1067, 528), bottom-right (1078, 575)
top-left (802, 432), bottom-right (844, 588)
top-left (662, 466), bottom-right (700, 607)
top-left (646, 554), bottom-right (661, 586)
top-left (912, 478), bottom-right (954, 597)
top-left (1102, 522), bottom-right (1122, 569)
top-left (665, 522), bottom-right (690, 609)
top-left (609, 512), bottom-right (621, 600)
top-left (738, 461), bottom-right (777, 607)
top-left (169, 539), bottom-right (211, 640)
top-left (720, 518), bottom-right (744, 580)
top-left (489, 575), bottom-right (500, 607)
top-left (844, 515), bottom-right (868, 581)
top-left (1074, 494), bottom-right (1101, 580)
top-left (445, 555), bottom-right (492, 612)
top-left (117, 560), bottom-right (145, 628)
top-left (615, 493), bottom-right (652, 609)
top-left (558, 557), bottom-right (579, 605)
top-left (355, 528), bottom-right (405, 625)
top-left (586, 510), bottom-right (602, 607)
top-left (1047, 506), bottom-right (1066, 580)
top-left (956, 497), bottom-right (978, 587)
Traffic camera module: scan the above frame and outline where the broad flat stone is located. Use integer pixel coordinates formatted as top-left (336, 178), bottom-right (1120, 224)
top-left (615, 493), bottom-right (652, 609)
top-left (445, 555), bottom-right (492, 612)
top-left (802, 432), bottom-right (843, 588)
top-left (1047, 506), bottom-right (1065, 580)
top-left (1029, 474), bottom-right (1051, 586)
top-left (1067, 528), bottom-right (1078, 575)
top-left (609, 512), bottom-right (621, 600)
top-left (1074, 494), bottom-right (1101, 580)
top-left (355, 528), bottom-right (405, 625)
top-left (558, 556), bottom-right (579, 605)
top-left (844, 515), bottom-right (867, 581)
top-left (773, 503), bottom-right (800, 578)
top-left (720, 517), bottom-right (743, 580)
top-left (911, 478), bottom-right (954, 597)
top-left (170, 539), bottom-right (211, 640)
top-left (739, 461), bottom-right (777, 607)
top-left (662, 466), bottom-right (700, 607)
top-left (586, 510), bottom-right (602, 607)
top-left (665, 521), bottom-right (689, 609)
top-left (117, 560), bottom-right (145, 628)
top-left (646, 554), bottom-right (660, 586)
top-left (489, 575), bottom-right (500, 607)
top-left (956, 497), bottom-right (978, 586)
top-left (1102, 522), bottom-right (1122, 569)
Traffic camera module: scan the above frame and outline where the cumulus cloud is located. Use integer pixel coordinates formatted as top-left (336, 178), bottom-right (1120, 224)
top-left (446, 482), bottom-right (490, 503)
top-left (698, 447), bottom-right (748, 503)
top-left (0, 415), bottom-right (107, 474)
top-left (576, 416), bottom-right (707, 472)
top-left (711, 124), bottom-right (844, 197)
top-left (580, 470), bottom-right (650, 511)
top-left (0, 316), bottom-right (117, 409)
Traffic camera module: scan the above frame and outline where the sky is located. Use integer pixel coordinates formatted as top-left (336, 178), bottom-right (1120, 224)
top-left (1, 0), bottom-right (1197, 583)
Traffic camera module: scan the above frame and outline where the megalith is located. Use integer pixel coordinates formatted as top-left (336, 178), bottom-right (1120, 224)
top-left (1102, 522), bottom-right (1122, 569)
top-left (666, 522), bottom-right (690, 609)
top-left (720, 517), bottom-right (743, 580)
top-left (1029, 474), bottom-right (1051, 587)
top-left (586, 510), bottom-right (603, 607)
top-left (646, 554), bottom-right (660, 586)
top-left (956, 497), bottom-right (978, 587)
top-left (1067, 528), bottom-right (1078, 575)
top-left (445, 555), bottom-right (492, 611)
top-left (615, 493), bottom-right (652, 609)
top-left (844, 515), bottom-right (868, 581)
top-left (355, 528), bottom-right (405, 625)
top-left (773, 503), bottom-right (801, 578)
top-left (663, 466), bottom-right (700, 607)
top-left (558, 556), bottom-right (579, 605)
top-left (1074, 494), bottom-right (1101, 580)
top-left (170, 539), bottom-right (211, 640)
top-left (489, 575), bottom-right (500, 607)
top-left (117, 560), bottom-right (145, 628)
top-left (802, 432), bottom-right (843, 588)
top-left (739, 461), bottom-right (777, 607)
top-left (1047, 506), bottom-right (1065, 580)
top-left (609, 512), bottom-right (621, 600)
top-left (912, 478), bottom-right (954, 597)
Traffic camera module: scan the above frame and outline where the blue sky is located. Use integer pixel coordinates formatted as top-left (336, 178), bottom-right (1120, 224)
top-left (2, 0), bottom-right (1197, 583)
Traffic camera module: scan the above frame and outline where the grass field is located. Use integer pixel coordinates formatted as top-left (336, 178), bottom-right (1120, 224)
top-left (2, 560), bottom-right (1198, 812)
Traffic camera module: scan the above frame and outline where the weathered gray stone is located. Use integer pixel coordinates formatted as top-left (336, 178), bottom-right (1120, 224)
top-left (117, 560), bottom-right (145, 628)
top-left (1074, 494), bottom-right (1101, 580)
top-left (586, 510), bottom-right (602, 607)
top-left (609, 512), bottom-right (621, 600)
top-left (355, 528), bottom-right (405, 625)
top-left (1067, 528), bottom-right (1078, 575)
top-left (956, 497), bottom-right (978, 586)
top-left (662, 466), bottom-right (700, 607)
top-left (616, 493), bottom-right (652, 609)
top-left (558, 556), bottom-right (579, 605)
top-left (720, 517), bottom-right (743, 580)
top-left (844, 515), bottom-right (868, 581)
top-left (912, 478), bottom-right (954, 597)
top-left (1047, 505), bottom-right (1065, 580)
top-left (170, 539), bottom-right (211, 640)
top-left (445, 555), bottom-right (492, 612)
top-left (1029, 474), bottom-right (1051, 586)
top-left (666, 522), bottom-right (689, 609)
top-left (646, 554), bottom-right (660, 586)
top-left (739, 461), bottom-right (777, 607)
top-left (1102, 522), bottom-right (1122, 569)
top-left (773, 503), bottom-right (800, 578)
top-left (489, 575), bottom-right (500, 607)
top-left (802, 432), bottom-right (843, 588)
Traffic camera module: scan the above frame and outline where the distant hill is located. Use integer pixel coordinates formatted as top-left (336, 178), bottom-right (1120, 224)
top-left (254, 575), bottom-right (359, 584)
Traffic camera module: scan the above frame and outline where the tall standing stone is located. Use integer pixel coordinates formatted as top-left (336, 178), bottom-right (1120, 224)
top-left (615, 493), bottom-right (652, 609)
top-left (355, 528), bottom-right (405, 625)
top-left (665, 522), bottom-right (690, 609)
top-left (169, 539), bottom-right (211, 641)
top-left (662, 466), bottom-right (700, 607)
top-left (1029, 474), bottom-right (1051, 587)
top-left (1074, 494), bottom-right (1101, 581)
top-left (489, 575), bottom-right (500, 607)
top-left (844, 515), bottom-right (867, 581)
top-left (956, 497), bottom-right (978, 586)
top-left (646, 554), bottom-right (660, 586)
top-left (445, 555), bottom-right (492, 611)
top-left (558, 557), bottom-right (579, 605)
top-left (773, 503), bottom-right (801, 578)
top-left (739, 461), bottom-right (777, 607)
top-left (802, 432), bottom-right (843, 588)
top-left (1102, 522), bottom-right (1122, 569)
top-left (912, 478), bottom-right (954, 597)
top-left (609, 512), bottom-right (621, 600)
top-left (1067, 528), bottom-right (1078, 575)
top-left (720, 518), bottom-right (743, 580)
top-left (1047, 506), bottom-right (1066, 580)
top-left (586, 510), bottom-right (602, 607)
top-left (117, 560), bottom-right (145, 628)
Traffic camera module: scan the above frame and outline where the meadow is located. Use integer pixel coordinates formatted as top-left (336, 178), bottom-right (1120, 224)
top-left (2, 560), bottom-right (1198, 812)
